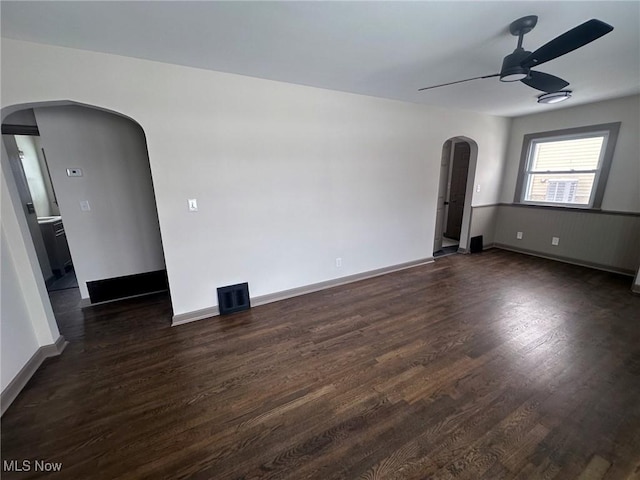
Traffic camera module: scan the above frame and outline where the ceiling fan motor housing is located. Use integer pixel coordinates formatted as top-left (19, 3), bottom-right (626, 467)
top-left (500, 48), bottom-right (531, 82)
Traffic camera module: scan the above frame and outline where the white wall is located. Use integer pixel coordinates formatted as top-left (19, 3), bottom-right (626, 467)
top-left (1, 39), bottom-right (510, 317)
top-left (501, 95), bottom-right (640, 213)
top-left (1, 227), bottom-right (40, 391)
top-left (33, 106), bottom-right (165, 299)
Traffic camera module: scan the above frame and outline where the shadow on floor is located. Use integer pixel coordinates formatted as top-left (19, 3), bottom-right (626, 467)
top-left (434, 245), bottom-right (459, 258)
top-left (48, 268), bottom-right (78, 292)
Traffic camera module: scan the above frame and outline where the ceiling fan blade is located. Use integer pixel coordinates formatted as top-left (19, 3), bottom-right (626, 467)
top-left (521, 19), bottom-right (613, 69)
top-left (418, 73), bottom-right (500, 91)
top-left (521, 71), bottom-right (570, 92)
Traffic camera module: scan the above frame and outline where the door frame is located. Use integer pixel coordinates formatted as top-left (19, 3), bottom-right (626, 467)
top-left (433, 136), bottom-right (478, 254)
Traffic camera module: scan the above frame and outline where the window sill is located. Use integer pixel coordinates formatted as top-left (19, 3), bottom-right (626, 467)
top-left (519, 202), bottom-right (595, 211)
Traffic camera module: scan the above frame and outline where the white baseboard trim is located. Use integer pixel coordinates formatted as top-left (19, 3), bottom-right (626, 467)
top-left (172, 305), bottom-right (221, 326)
top-left (1, 335), bottom-right (67, 416)
top-left (172, 257), bottom-right (434, 327)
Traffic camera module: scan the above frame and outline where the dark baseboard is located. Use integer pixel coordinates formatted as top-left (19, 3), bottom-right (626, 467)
top-left (87, 270), bottom-right (168, 304)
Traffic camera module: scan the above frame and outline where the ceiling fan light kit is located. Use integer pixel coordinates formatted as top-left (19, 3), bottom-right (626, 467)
top-left (418, 15), bottom-right (614, 103)
top-left (538, 91), bottom-right (572, 104)
top-left (499, 48), bottom-right (530, 82)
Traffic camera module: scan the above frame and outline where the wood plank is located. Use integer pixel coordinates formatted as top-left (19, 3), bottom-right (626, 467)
top-left (2, 249), bottom-right (640, 479)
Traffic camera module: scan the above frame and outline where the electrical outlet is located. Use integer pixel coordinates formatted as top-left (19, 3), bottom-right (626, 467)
top-left (335, 257), bottom-right (342, 268)
top-left (516, 231), bottom-right (523, 240)
top-left (80, 200), bottom-right (90, 211)
top-left (552, 237), bottom-right (560, 246)
top-left (476, 184), bottom-right (481, 192)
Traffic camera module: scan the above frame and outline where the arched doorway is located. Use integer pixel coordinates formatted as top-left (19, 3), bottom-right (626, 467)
top-left (433, 136), bottom-right (478, 256)
top-left (2, 101), bottom-right (170, 316)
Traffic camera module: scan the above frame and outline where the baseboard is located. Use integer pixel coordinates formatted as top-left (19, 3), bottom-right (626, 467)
top-left (80, 289), bottom-right (168, 309)
top-left (1, 335), bottom-right (67, 416)
top-left (172, 305), bottom-right (221, 326)
top-left (171, 257), bottom-right (434, 327)
top-left (87, 270), bottom-right (168, 303)
top-left (493, 244), bottom-right (635, 276)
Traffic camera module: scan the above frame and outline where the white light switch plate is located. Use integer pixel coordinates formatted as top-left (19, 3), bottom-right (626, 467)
top-left (80, 200), bottom-right (90, 211)
top-left (67, 168), bottom-right (83, 177)
top-left (188, 199), bottom-right (198, 212)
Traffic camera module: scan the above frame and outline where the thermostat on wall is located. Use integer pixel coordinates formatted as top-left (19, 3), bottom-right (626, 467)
top-left (66, 168), bottom-right (83, 177)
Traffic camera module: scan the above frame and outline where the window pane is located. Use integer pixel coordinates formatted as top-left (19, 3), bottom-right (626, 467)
top-left (531, 136), bottom-right (604, 172)
top-left (525, 173), bottom-right (596, 205)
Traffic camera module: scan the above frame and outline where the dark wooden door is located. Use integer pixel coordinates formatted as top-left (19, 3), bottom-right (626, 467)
top-left (433, 141), bottom-right (451, 253)
top-left (445, 142), bottom-right (470, 240)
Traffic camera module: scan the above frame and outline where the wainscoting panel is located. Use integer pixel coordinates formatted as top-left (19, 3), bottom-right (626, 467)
top-left (469, 205), bottom-right (499, 248)
top-left (494, 204), bottom-right (639, 274)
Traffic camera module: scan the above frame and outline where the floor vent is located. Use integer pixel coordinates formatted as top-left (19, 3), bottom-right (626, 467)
top-left (217, 283), bottom-right (251, 315)
top-left (470, 235), bottom-right (484, 253)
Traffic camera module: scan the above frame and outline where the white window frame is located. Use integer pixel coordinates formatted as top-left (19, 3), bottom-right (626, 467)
top-left (514, 123), bottom-right (621, 210)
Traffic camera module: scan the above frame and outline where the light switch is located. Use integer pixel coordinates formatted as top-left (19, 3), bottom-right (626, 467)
top-left (67, 168), bottom-right (83, 177)
top-left (188, 199), bottom-right (198, 212)
top-left (80, 200), bottom-right (91, 211)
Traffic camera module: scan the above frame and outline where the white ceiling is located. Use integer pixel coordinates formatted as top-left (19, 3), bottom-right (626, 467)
top-left (1, 1), bottom-right (639, 117)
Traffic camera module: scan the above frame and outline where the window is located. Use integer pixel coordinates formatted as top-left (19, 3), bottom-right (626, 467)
top-left (546, 179), bottom-right (577, 203)
top-left (515, 123), bottom-right (621, 209)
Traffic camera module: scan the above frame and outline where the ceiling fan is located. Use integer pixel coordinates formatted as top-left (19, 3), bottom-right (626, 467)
top-left (418, 16), bottom-right (613, 93)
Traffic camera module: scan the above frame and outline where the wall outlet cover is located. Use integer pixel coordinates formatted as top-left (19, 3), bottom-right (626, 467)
top-left (552, 237), bottom-right (560, 246)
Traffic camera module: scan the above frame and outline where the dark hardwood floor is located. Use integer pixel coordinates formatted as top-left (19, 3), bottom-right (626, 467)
top-left (2, 249), bottom-right (640, 479)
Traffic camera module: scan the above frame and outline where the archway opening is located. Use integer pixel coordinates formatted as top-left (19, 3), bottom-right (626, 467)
top-left (2, 100), bottom-right (171, 334)
top-left (433, 136), bottom-right (478, 256)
